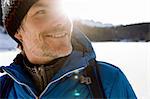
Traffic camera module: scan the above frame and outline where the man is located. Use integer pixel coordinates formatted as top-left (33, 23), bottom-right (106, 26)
top-left (0, 0), bottom-right (136, 98)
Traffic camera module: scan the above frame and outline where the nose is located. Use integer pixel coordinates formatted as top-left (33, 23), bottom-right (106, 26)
top-left (53, 15), bottom-right (68, 27)
top-left (52, 14), bottom-right (71, 30)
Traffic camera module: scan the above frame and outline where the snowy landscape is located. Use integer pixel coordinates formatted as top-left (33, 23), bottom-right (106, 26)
top-left (0, 42), bottom-right (150, 99)
top-left (0, 0), bottom-right (149, 98)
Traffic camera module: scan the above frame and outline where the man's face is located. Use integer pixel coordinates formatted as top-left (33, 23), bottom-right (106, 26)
top-left (15, 0), bottom-right (73, 64)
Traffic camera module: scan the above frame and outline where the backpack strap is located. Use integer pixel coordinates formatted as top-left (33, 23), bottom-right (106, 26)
top-left (85, 59), bottom-right (106, 98)
top-left (0, 68), bottom-right (14, 98)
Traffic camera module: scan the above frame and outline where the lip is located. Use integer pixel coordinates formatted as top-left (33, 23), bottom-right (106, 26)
top-left (44, 32), bottom-right (68, 38)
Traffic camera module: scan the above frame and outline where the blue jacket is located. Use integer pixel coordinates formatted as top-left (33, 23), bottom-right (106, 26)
top-left (0, 28), bottom-right (137, 99)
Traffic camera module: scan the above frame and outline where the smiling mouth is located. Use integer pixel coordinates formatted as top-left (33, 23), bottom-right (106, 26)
top-left (44, 32), bottom-right (68, 38)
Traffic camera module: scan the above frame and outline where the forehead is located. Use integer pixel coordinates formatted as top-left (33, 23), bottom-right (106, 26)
top-left (31, 0), bottom-right (62, 9)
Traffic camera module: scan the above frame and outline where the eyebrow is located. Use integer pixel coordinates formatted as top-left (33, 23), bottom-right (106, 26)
top-left (32, 3), bottom-right (49, 9)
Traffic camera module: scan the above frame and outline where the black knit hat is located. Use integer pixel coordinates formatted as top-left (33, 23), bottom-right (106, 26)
top-left (1, 0), bottom-right (38, 43)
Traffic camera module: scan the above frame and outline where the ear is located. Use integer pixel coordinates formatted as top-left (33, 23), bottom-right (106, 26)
top-left (14, 32), bottom-right (23, 43)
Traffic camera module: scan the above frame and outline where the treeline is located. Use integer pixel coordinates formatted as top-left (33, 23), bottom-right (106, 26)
top-left (74, 20), bottom-right (150, 42)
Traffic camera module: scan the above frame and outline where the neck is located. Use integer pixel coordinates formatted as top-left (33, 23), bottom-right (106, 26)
top-left (23, 54), bottom-right (64, 68)
top-left (13, 53), bottom-right (68, 68)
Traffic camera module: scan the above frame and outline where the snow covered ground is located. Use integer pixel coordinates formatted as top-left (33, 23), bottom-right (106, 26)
top-left (0, 33), bottom-right (17, 50)
top-left (92, 42), bottom-right (150, 99)
top-left (0, 42), bottom-right (149, 99)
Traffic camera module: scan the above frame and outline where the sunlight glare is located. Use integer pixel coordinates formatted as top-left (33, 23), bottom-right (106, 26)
top-left (62, 0), bottom-right (88, 19)
top-left (61, 0), bottom-right (149, 25)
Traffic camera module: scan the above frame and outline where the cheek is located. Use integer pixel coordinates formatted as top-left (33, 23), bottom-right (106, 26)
top-left (26, 16), bottom-right (49, 32)
top-left (22, 32), bottom-right (32, 45)
top-left (22, 31), bottom-right (38, 46)
top-left (30, 20), bottom-right (47, 30)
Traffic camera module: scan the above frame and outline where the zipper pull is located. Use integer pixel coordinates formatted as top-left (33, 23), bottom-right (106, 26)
top-left (36, 96), bottom-right (39, 99)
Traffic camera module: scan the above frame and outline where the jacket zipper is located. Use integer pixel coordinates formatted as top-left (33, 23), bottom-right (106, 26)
top-left (2, 67), bottom-right (85, 99)
top-left (3, 69), bottom-right (37, 98)
top-left (39, 67), bottom-right (85, 98)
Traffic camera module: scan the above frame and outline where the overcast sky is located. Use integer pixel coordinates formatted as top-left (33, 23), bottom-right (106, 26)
top-left (63, 0), bottom-right (150, 25)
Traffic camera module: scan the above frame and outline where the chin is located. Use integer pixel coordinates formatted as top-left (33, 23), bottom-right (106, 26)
top-left (56, 45), bottom-right (73, 58)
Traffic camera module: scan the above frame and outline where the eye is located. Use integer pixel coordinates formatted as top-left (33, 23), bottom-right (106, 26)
top-left (34, 10), bottom-right (46, 16)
